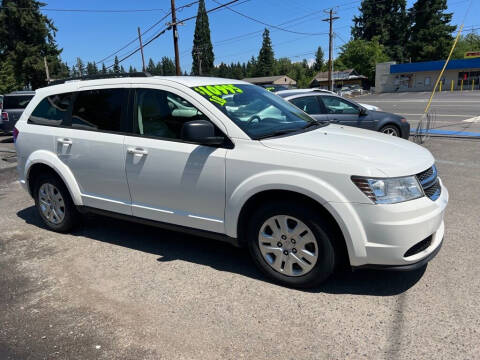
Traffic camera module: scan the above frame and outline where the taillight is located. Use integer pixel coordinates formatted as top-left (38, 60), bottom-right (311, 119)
top-left (1, 111), bottom-right (8, 122)
top-left (12, 127), bottom-right (19, 143)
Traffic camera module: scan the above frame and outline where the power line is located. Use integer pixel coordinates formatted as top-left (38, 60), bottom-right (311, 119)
top-left (104, 0), bottom-right (242, 70)
top-left (211, 0), bottom-right (329, 36)
top-left (0, 6), bottom-right (167, 13)
top-left (95, 1), bottom-right (199, 65)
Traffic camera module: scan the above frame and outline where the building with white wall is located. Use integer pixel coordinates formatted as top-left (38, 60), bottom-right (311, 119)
top-left (375, 58), bottom-right (480, 93)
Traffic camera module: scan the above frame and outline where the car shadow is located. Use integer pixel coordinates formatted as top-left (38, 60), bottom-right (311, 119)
top-left (17, 206), bottom-right (426, 296)
top-left (0, 136), bottom-right (13, 143)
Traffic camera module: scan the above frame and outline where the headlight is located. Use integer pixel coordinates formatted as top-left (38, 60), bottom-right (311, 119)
top-left (352, 176), bottom-right (423, 204)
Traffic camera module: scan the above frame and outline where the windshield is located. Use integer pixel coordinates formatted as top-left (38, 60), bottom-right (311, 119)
top-left (191, 84), bottom-right (322, 139)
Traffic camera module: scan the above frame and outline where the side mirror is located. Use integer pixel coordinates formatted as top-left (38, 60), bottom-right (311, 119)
top-left (359, 107), bottom-right (368, 116)
top-left (181, 120), bottom-right (225, 146)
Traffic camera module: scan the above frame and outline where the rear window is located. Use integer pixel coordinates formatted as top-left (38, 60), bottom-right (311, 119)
top-left (71, 89), bottom-right (124, 132)
top-left (4, 95), bottom-right (33, 109)
top-left (29, 93), bottom-right (73, 126)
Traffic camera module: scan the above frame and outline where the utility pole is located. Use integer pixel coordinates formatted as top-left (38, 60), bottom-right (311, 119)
top-left (194, 48), bottom-right (202, 75)
top-left (43, 57), bottom-right (51, 83)
top-left (323, 9), bottom-right (339, 91)
top-left (137, 27), bottom-right (146, 72)
top-left (170, 0), bottom-right (181, 75)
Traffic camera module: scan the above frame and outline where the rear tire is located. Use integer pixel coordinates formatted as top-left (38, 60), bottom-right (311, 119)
top-left (380, 124), bottom-right (400, 137)
top-left (34, 173), bottom-right (78, 233)
top-left (247, 201), bottom-right (336, 288)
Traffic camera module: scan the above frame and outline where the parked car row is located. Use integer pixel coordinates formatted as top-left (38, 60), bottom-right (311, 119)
top-left (14, 75), bottom-right (447, 288)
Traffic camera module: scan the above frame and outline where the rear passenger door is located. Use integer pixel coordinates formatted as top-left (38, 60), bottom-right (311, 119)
top-left (55, 87), bottom-right (132, 215)
top-left (288, 96), bottom-right (329, 122)
top-left (123, 87), bottom-right (227, 233)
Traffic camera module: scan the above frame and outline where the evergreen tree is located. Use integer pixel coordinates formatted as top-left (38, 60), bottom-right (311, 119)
top-left (113, 56), bottom-right (121, 74)
top-left (352, 0), bottom-right (409, 62)
top-left (75, 58), bottom-right (85, 77)
top-left (101, 63), bottom-right (107, 74)
top-left (120, 65), bottom-right (126, 73)
top-left (256, 28), bottom-right (274, 76)
top-left (0, 0), bottom-right (63, 89)
top-left (86, 61), bottom-right (98, 76)
top-left (313, 47), bottom-right (325, 72)
top-left (191, 0), bottom-right (214, 75)
top-left (407, 0), bottom-right (456, 62)
top-left (183, 70), bottom-right (188, 76)
top-left (0, 58), bottom-right (18, 93)
top-left (146, 58), bottom-right (156, 74)
top-left (128, 65), bottom-right (134, 73)
top-left (246, 56), bottom-right (257, 77)
top-left (161, 57), bottom-right (176, 76)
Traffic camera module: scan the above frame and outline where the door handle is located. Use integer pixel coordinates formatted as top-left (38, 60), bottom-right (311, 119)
top-left (127, 147), bottom-right (148, 155)
top-left (57, 138), bottom-right (73, 145)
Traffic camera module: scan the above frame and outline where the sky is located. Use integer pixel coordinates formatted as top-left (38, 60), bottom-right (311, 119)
top-left (41, 0), bottom-right (480, 73)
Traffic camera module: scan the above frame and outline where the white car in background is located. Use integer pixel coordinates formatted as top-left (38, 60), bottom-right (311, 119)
top-left (14, 75), bottom-right (447, 288)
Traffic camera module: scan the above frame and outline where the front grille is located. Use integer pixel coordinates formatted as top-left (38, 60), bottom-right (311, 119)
top-left (416, 165), bottom-right (441, 201)
top-left (404, 236), bottom-right (432, 257)
top-left (417, 167), bottom-right (433, 183)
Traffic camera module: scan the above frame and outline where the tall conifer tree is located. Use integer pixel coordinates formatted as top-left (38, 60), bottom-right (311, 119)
top-left (191, 0), bottom-right (214, 75)
top-left (408, 0), bottom-right (456, 62)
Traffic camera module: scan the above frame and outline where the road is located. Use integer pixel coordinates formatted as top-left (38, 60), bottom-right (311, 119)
top-left (1, 106), bottom-right (480, 358)
top-left (359, 91), bottom-right (480, 136)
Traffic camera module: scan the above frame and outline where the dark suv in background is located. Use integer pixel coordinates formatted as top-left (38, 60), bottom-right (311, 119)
top-left (1, 91), bottom-right (35, 133)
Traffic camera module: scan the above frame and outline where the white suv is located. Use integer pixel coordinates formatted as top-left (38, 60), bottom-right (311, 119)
top-left (14, 75), bottom-right (448, 288)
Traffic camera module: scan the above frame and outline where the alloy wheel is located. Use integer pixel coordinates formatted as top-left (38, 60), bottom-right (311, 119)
top-left (258, 215), bottom-right (318, 276)
top-left (38, 183), bottom-right (65, 225)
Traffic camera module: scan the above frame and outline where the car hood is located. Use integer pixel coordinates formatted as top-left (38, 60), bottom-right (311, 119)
top-left (260, 124), bottom-right (433, 177)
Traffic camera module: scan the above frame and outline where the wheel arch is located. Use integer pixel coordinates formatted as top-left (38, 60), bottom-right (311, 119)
top-left (25, 150), bottom-right (83, 205)
top-left (234, 189), bottom-right (351, 266)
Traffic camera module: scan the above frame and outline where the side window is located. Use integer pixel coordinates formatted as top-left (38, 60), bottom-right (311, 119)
top-left (71, 88), bottom-right (124, 131)
top-left (135, 88), bottom-right (210, 140)
top-left (320, 96), bottom-right (359, 114)
top-left (28, 93), bottom-right (73, 126)
top-left (289, 96), bottom-right (321, 114)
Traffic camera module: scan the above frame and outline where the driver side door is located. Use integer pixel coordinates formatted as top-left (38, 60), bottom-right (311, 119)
top-left (319, 96), bottom-right (374, 130)
top-left (124, 87), bottom-right (228, 233)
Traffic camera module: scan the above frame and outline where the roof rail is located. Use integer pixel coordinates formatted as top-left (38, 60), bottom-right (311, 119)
top-left (47, 72), bottom-right (152, 86)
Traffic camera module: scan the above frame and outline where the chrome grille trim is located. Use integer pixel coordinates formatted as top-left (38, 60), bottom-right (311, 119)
top-left (416, 165), bottom-right (441, 201)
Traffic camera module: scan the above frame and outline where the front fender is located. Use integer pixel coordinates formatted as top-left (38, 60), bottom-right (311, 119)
top-left (25, 150), bottom-right (83, 205)
top-left (225, 170), bottom-right (351, 238)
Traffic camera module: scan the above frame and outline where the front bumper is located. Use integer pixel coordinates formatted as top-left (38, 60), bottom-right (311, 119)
top-left (331, 178), bottom-right (448, 269)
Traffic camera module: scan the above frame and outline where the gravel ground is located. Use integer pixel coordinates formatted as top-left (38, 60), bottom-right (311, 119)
top-left (0, 134), bottom-right (479, 359)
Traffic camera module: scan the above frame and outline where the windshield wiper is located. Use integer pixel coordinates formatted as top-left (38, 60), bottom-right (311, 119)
top-left (254, 129), bottom-right (300, 140)
top-left (302, 120), bottom-right (328, 129)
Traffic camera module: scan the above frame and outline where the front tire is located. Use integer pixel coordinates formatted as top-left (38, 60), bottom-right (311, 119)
top-left (380, 124), bottom-right (400, 137)
top-left (247, 202), bottom-right (336, 288)
top-left (34, 173), bottom-right (78, 232)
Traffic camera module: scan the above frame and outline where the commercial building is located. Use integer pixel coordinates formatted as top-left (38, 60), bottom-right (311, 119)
top-left (375, 58), bottom-right (480, 93)
top-left (242, 75), bottom-right (296, 87)
top-left (309, 69), bottom-right (368, 89)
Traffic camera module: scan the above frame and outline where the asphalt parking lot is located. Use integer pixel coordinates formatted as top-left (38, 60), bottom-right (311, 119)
top-left (359, 91), bottom-right (480, 136)
top-left (1, 93), bottom-right (479, 359)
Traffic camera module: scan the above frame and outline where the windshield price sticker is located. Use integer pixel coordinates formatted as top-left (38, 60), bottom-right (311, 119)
top-left (194, 84), bottom-right (243, 106)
